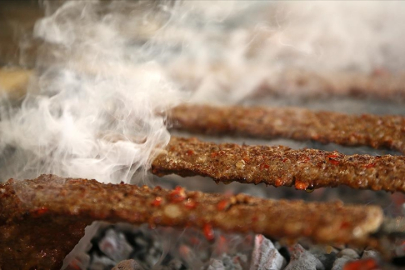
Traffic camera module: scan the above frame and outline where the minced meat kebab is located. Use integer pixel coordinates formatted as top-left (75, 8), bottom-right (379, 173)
top-left (170, 104), bottom-right (405, 153)
top-left (152, 137), bottom-right (405, 192)
top-left (0, 174), bottom-right (383, 270)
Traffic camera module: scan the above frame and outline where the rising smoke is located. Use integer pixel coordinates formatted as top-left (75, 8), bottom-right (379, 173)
top-left (168, 1), bottom-right (405, 104)
top-left (0, 1), bottom-right (183, 184)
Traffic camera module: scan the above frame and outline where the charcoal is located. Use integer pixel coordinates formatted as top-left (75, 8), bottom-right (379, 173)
top-left (143, 245), bottom-right (161, 267)
top-left (285, 244), bottom-right (324, 270)
top-left (221, 253), bottom-right (245, 270)
top-left (308, 246), bottom-right (338, 270)
top-left (99, 229), bottom-right (134, 262)
top-left (339, 249), bottom-right (359, 258)
top-left (361, 250), bottom-right (380, 260)
top-left (361, 249), bottom-right (382, 268)
top-left (88, 254), bottom-right (116, 270)
top-left (158, 259), bottom-right (185, 270)
top-left (207, 259), bottom-right (226, 270)
top-left (63, 221), bottom-right (101, 270)
top-left (112, 259), bottom-right (145, 270)
top-left (249, 235), bottom-right (286, 270)
top-left (331, 248), bottom-right (359, 270)
top-left (391, 256), bottom-right (405, 267)
top-left (207, 254), bottom-right (246, 270)
top-left (278, 246), bottom-right (291, 263)
top-left (128, 229), bottom-right (165, 269)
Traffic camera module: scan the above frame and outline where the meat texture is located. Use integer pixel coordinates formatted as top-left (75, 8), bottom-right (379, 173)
top-left (152, 137), bottom-right (405, 192)
top-left (0, 175), bottom-right (383, 269)
top-left (170, 104), bottom-right (405, 154)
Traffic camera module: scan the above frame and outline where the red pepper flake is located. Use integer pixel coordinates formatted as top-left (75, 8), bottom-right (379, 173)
top-left (327, 154), bottom-right (340, 165)
top-left (153, 186), bottom-right (162, 191)
top-left (203, 223), bottom-right (215, 241)
top-left (259, 163), bottom-right (269, 170)
top-left (211, 152), bottom-right (218, 158)
top-left (31, 207), bottom-right (49, 217)
top-left (343, 258), bottom-right (379, 270)
top-left (328, 159), bottom-right (340, 165)
top-left (151, 196), bottom-right (162, 207)
top-left (295, 180), bottom-right (308, 190)
top-left (184, 198), bottom-right (197, 209)
top-left (282, 158), bottom-right (288, 163)
top-left (217, 199), bottom-right (230, 211)
top-left (186, 150), bottom-right (194, 156)
top-left (168, 187), bottom-right (186, 203)
top-left (364, 162), bottom-right (376, 168)
top-left (275, 178), bottom-right (283, 187)
top-left (327, 153), bottom-right (339, 159)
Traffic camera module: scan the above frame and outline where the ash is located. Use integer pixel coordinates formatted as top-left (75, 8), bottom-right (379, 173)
top-left (65, 224), bottom-right (388, 270)
top-left (87, 224), bottom-right (186, 270)
top-left (66, 223), bottom-right (253, 270)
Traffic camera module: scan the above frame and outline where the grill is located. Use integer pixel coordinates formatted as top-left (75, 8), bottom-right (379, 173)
top-left (1, 1), bottom-right (405, 270)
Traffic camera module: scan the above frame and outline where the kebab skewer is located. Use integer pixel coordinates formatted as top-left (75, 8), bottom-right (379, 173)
top-left (0, 174), bottom-right (385, 270)
top-left (152, 136), bottom-right (405, 193)
top-left (170, 104), bottom-right (405, 154)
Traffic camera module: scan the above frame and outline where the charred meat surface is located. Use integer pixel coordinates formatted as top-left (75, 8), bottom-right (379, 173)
top-left (0, 175), bottom-right (383, 269)
top-left (170, 104), bottom-right (405, 153)
top-left (152, 137), bottom-right (405, 192)
top-left (0, 217), bottom-right (92, 270)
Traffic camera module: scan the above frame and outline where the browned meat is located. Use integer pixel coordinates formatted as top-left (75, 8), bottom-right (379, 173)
top-left (0, 175), bottom-right (383, 269)
top-left (152, 137), bottom-right (405, 192)
top-left (169, 104), bottom-right (405, 153)
top-left (252, 69), bottom-right (405, 101)
top-left (0, 216), bottom-right (92, 270)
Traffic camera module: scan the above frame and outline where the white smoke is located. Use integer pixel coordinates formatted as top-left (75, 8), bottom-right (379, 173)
top-left (0, 1), bottom-right (183, 184)
top-left (165, 1), bottom-right (405, 104)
